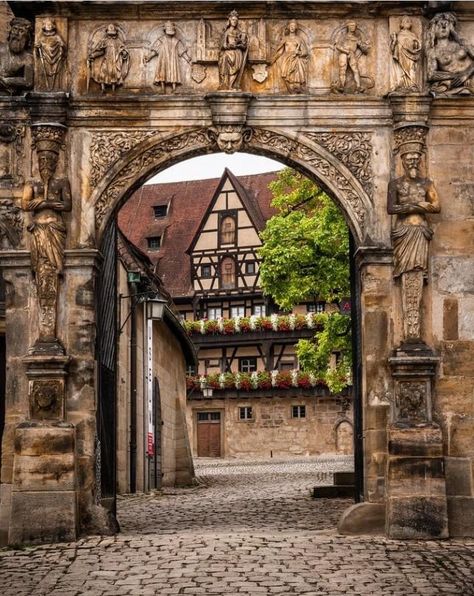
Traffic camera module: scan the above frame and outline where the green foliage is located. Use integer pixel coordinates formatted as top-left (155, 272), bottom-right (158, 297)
top-left (258, 168), bottom-right (352, 392)
top-left (259, 168), bottom-right (350, 310)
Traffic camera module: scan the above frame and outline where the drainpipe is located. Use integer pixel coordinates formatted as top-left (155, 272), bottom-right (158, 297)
top-left (129, 284), bottom-right (137, 493)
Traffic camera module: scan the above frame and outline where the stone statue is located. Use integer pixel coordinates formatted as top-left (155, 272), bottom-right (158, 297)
top-left (87, 24), bottom-right (130, 93)
top-left (22, 124), bottom-right (71, 345)
top-left (0, 17), bottom-right (33, 94)
top-left (332, 21), bottom-right (371, 94)
top-left (144, 21), bottom-right (191, 93)
top-left (388, 128), bottom-right (440, 343)
top-left (35, 18), bottom-right (66, 91)
top-left (218, 10), bottom-right (248, 90)
top-left (390, 16), bottom-right (422, 92)
top-left (427, 12), bottom-right (474, 95)
top-left (271, 20), bottom-right (309, 94)
top-left (207, 124), bottom-right (252, 154)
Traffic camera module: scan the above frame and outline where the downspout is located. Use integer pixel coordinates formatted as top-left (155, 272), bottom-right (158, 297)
top-left (129, 285), bottom-right (137, 493)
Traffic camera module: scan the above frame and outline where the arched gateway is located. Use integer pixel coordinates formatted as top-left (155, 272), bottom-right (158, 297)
top-left (0, 1), bottom-right (473, 544)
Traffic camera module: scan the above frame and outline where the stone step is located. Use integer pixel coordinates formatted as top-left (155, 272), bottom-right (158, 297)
top-left (312, 485), bottom-right (355, 499)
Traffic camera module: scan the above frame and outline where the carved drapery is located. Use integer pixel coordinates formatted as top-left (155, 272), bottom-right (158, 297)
top-left (92, 126), bottom-right (372, 244)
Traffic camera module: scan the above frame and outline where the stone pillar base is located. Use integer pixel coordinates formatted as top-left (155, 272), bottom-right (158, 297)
top-left (386, 424), bottom-right (448, 539)
top-left (8, 422), bottom-right (77, 544)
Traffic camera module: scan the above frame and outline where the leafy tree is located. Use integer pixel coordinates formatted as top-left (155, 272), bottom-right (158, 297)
top-left (258, 168), bottom-right (352, 392)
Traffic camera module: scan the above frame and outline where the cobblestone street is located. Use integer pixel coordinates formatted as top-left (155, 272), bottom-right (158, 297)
top-left (0, 457), bottom-right (473, 596)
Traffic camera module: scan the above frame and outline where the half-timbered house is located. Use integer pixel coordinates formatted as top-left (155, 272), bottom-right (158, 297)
top-left (119, 169), bottom-right (353, 459)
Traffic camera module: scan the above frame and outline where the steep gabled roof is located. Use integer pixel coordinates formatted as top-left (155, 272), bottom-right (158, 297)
top-left (118, 170), bottom-right (278, 298)
top-left (186, 168), bottom-right (266, 255)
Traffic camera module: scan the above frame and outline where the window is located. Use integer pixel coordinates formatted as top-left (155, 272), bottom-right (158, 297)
top-left (292, 405), bottom-right (306, 419)
top-left (207, 307), bottom-right (222, 320)
top-left (147, 236), bottom-right (161, 250)
top-left (201, 264), bottom-right (212, 278)
top-left (253, 304), bottom-right (265, 317)
top-left (186, 365), bottom-right (196, 376)
top-left (307, 301), bottom-right (325, 313)
top-left (197, 411), bottom-right (221, 422)
top-left (239, 358), bottom-right (257, 373)
top-left (220, 215), bottom-right (236, 245)
top-left (153, 205), bottom-right (168, 218)
top-left (220, 257), bottom-right (236, 289)
top-left (231, 305), bottom-right (245, 318)
top-left (245, 261), bottom-right (256, 274)
top-left (239, 406), bottom-right (253, 420)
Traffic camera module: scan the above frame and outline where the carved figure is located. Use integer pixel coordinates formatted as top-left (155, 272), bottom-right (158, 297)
top-left (397, 381), bottom-right (427, 421)
top-left (22, 124), bottom-right (71, 343)
top-left (144, 22), bottom-right (191, 93)
top-left (207, 125), bottom-right (252, 154)
top-left (0, 17), bottom-right (33, 94)
top-left (218, 10), bottom-right (248, 90)
top-left (87, 24), bottom-right (130, 93)
top-left (388, 129), bottom-right (440, 342)
top-left (35, 18), bottom-right (66, 91)
top-left (427, 12), bottom-right (474, 95)
top-left (271, 20), bottom-right (308, 94)
top-left (390, 16), bottom-right (422, 92)
top-left (332, 21), bottom-right (371, 94)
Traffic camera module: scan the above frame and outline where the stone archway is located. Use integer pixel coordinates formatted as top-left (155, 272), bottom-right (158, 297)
top-left (0, 0), bottom-right (472, 545)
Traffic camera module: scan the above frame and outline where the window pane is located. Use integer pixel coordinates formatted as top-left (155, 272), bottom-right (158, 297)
top-left (153, 205), bottom-right (168, 218)
top-left (239, 358), bottom-right (257, 373)
top-left (253, 305), bottom-right (265, 317)
top-left (208, 307), bottom-right (222, 320)
top-left (245, 261), bottom-right (256, 274)
top-left (221, 216), bottom-right (236, 244)
top-left (210, 412), bottom-right (221, 421)
top-left (147, 236), bottom-right (161, 250)
top-left (231, 306), bottom-right (245, 318)
top-left (197, 412), bottom-right (209, 421)
top-left (201, 265), bottom-right (211, 278)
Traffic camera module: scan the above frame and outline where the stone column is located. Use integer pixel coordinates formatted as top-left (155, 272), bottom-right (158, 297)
top-left (385, 97), bottom-right (448, 539)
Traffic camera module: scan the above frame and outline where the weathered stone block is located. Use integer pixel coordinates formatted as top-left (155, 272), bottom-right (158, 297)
top-left (13, 454), bottom-right (75, 492)
top-left (443, 298), bottom-right (458, 341)
top-left (433, 257), bottom-right (474, 294)
top-left (8, 490), bottom-right (77, 544)
top-left (387, 457), bottom-right (446, 497)
top-left (447, 496), bottom-right (474, 537)
top-left (387, 496), bottom-right (449, 539)
top-left (14, 424), bottom-right (74, 456)
top-left (445, 457), bottom-right (473, 496)
top-left (388, 425), bottom-right (443, 457)
top-left (442, 341), bottom-right (474, 377)
top-left (338, 502), bottom-right (385, 535)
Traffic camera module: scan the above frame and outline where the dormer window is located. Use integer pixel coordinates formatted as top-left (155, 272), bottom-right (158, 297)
top-left (153, 205), bottom-right (168, 218)
top-left (220, 215), bottom-right (236, 245)
top-left (147, 236), bottom-right (161, 250)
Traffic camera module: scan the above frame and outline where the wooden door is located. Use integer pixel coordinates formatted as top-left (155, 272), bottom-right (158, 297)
top-left (197, 411), bottom-right (221, 457)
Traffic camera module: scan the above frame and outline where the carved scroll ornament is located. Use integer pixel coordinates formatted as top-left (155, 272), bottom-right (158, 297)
top-left (305, 131), bottom-right (373, 196)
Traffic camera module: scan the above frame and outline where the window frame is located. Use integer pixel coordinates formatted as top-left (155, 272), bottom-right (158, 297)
top-left (292, 405), bottom-right (306, 419)
top-left (207, 307), bottom-right (222, 320)
top-left (239, 357), bottom-right (257, 373)
top-left (146, 236), bottom-right (161, 250)
top-left (239, 406), bottom-right (253, 421)
top-left (201, 264), bottom-right (212, 278)
top-left (230, 305), bottom-right (246, 318)
top-left (153, 204), bottom-right (168, 219)
top-left (245, 261), bottom-right (256, 275)
top-left (219, 211), bottom-right (237, 247)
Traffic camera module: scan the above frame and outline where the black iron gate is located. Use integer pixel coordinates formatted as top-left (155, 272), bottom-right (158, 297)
top-left (149, 376), bottom-right (162, 490)
top-left (350, 233), bottom-right (364, 502)
top-left (96, 219), bottom-right (118, 510)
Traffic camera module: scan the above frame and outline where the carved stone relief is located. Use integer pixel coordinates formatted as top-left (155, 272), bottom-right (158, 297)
top-left (144, 21), bottom-right (191, 93)
top-left (389, 16), bottom-right (422, 93)
top-left (427, 12), bottom-right (474, 96)
top-left (30, 378), bottom-right (64, 419)
top-left (95, 128), bottom-right (210, 227)
top-left (90, 130), bottom-right (160, 187)
top-left (218, 10), bottom-right (249, 90)
top-left (331, 21), bottom-right (372, 94)
top-left (93, 127), bottom-right (370, 241)
top-left (87, 24), bottom-right (130, 93)
top-left (0, 198), bottom-right (22, 248)
top-left (271, 20), bottom-right (309, 94)
top-left (388, 124), bottom-right (440, 344)
top-left (207, 124), bottom-right (252, 154)
top-left (35, 17), bottom-right (67, 91)
top-left (22, 123), bottom-right (71, 348)
top-left (0, 123), bottom-right (25, 184)
top-left (305, 131), bottom-right (373, 196)
top-left (395, 381), bottom-right (429, 422)
top-left (0, 17), bottom-right (34, 94)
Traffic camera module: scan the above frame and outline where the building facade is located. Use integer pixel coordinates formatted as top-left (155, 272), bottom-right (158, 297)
top-left (119, 169), bottom-right (354, 459)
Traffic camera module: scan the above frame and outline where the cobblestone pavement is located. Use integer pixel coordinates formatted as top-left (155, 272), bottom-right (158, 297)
top-left (0, 457), bottom-right (473, 596)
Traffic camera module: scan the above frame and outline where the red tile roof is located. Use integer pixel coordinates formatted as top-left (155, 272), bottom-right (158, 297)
top-left (118, 170), bottom-right (278, 298)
